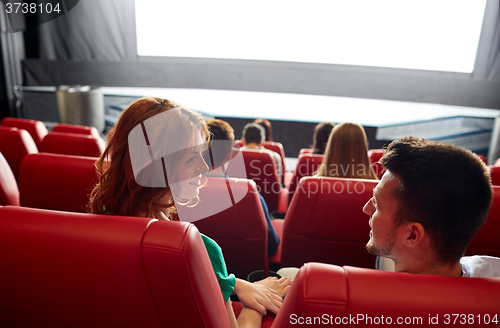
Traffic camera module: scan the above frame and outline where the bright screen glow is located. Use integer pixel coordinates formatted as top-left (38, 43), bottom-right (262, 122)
top-left (135, 0), bottom-right (487, 73)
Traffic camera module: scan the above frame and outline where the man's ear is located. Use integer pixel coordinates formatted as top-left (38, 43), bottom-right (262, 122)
top-left (403, 222), bottom-right (425, 247)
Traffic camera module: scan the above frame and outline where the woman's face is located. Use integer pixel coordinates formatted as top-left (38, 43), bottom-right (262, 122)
top-left (170, 132), bottom-right (209, 200)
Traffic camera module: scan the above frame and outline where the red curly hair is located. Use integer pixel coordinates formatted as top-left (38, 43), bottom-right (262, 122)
top-left (88, 97), bottom-right (210, 220)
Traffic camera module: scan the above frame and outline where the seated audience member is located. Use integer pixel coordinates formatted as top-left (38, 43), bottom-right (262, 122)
top-left (253, 119), bottom-right (273, 142)
top-left (206, 119), bottom-right (281, 256)
top-left (88, 97), bottom-right (290, 327)
top-left (311, 122), bottom-right (334, 154)
top-left (364, 137), bottom-right (500, 277)
top-left (241, 123), bottom-right (283, 178)
top-left (315, 122), bottom-right (377, 179)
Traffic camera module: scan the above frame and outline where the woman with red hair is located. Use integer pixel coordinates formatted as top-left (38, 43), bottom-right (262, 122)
top-left (89, 97), bottom-right (289, 327)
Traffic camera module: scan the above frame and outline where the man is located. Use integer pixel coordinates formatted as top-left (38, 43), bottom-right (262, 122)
top-left (241, 123), bottom-right (283, 179)
top-left (363, 136), bottom-right (500, 277)
top-left (206, 119), bottom-right (281, 256)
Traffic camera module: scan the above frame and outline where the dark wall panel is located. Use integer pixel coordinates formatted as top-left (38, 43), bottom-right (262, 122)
top-left (23, 59), bottom-right (500, 111)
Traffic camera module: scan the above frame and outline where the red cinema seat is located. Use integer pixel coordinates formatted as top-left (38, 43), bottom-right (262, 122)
top-left (235, 140), bottom-right (286, 183)
top-left (52, 123), bottom-right (101, 138)
top-left (298, 148), bottom-right (312, 156)
top-left (368, 148), bottom-right (385, 164)
top-left (19, 153), bottom-right (98, 213)
top-left (0, 152), bottom-right (19, 206)
top-left (0, 126), bottom-right (38, 182)
top-left (227, 148), bottom-right (285, 213)
top-left (181, 177), bottom-right (268, 279)
top-left (489, 166), bottom-right (500, 186)
top-left (0, 206), bottom-right (230, 328)
top-left (41, 131), bottom-right (105, 157)
top-left (466, 186), bottom-right (500, 258)
top-left (286, 153), bottom-right (324, 199)
top-left (270, 177), bottom-right (378, 269)
top-left (273, 262), bottom-right (500, 328)
top-left (262, 140), bottom-right (286, 173)
top-left (1, 117), bottom-right (48, 149)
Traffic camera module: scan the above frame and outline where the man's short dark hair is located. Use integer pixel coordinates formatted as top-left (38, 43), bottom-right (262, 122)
top-left (206, 119), bottom-right (234, 169)
top-left (242, 123), bottom-right (265, 145)
top-left (380, 137), bottom-right (492, 264)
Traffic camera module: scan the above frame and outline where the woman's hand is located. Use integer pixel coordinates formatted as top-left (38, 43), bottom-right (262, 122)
top-left (233, 278), bottom-right (282, 315)
top-left (254, 276), bottom-right (292, 298)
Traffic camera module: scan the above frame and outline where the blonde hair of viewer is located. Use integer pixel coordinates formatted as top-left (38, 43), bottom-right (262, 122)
top-left (315, 122), bottom-right (377, 179)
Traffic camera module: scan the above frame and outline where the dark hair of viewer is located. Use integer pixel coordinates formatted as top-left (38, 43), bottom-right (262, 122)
top-left (311, 122), bottom-right (334, 154)
top-left (380, 136), bottom-right (493, 264)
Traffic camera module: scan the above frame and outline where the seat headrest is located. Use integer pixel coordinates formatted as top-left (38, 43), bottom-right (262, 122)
top-left (0, 206), bottom-right (230, 327)
top-left (19, 153), bottom-right (98, 212)
top-left (274, 262), bottom-right (500, 327)
top-left (41, 131), bottom-right (105, 157)
top-left (0, 152), bottom-right (19, 206)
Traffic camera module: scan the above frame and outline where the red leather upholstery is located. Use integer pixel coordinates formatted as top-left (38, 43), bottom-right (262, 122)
top-left (0, 152), bottom-right (19, 206)
top-left (227, 149), bottom-right (283, 213)
top-left (271, 177), bottom-right (378, 269)
top-left (1, 117), bottom-right (48, 149)
top-left (273, 262), bottom-right (500, 328)
top-left (52, 123), bottom-right (101, 138)
top-left (298, 148), bottom-right (312, 156)
top-left (235, 140), bottom-right (286, 183)
top-left (41, 131), bottom-right (105, 157)
top-left (0, 206), bottom-right (229, 328)
top-left (466, 186), bottom-right (500, 258)
top-left (262, 140), bottom-right (286, 173)
top-left (0, 126), bottom-right (38, 182)
top-left (368, 148), bottom-right (385, 164)
top-left (19, 153), bottom-right (98, 212)
top-left (182, 176), bottom-right (268, 279)
top-left (286, 153), bottom-right (324, 199)
top-left (489, 165), bottom-right (500, 186)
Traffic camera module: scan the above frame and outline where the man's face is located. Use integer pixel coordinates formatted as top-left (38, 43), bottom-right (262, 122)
top-left (363, 170), bottom-right (401, 257)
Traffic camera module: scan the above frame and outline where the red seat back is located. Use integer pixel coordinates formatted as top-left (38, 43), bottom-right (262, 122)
top-left (181, 176), bottom-right (268, 279)
top-left (287, 153), bottom-right (324, 198)
top-left (227, 149), bottom-right (282, 213)
top-left (0, 126), bottom-right (38, 182)
top-left (41, 131), bottom-right (105, 157)
top-left (466, 186), bottom-right (500, 258)
top-left (52, 123), bottom-right (101, 138)
top-left (274, 262), bottom-right (500, 328)
top-left (298, 148), bottom-right (312, 156)
top-left (235, 140), bottom-right (285, 182)
top-left (489, 166), bottom-right (500, 186)
top-left (19, 153), bottom-right (98, 212)
top-left (280, 177), bottom-right (378, 268)
top-left (0, 152), bottom-right (19, 206)
top-left (368, 148), bottom-right (385, 164)
top-left (262, 140), bottom-right (286, 172)
top-left (0, 206), bottom-right (229, 328)
top-left (1, 117), bottom-right (48, 149)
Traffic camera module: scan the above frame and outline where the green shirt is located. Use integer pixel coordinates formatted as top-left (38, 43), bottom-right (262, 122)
top-left (200, 233), bottom-right (236, 302)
